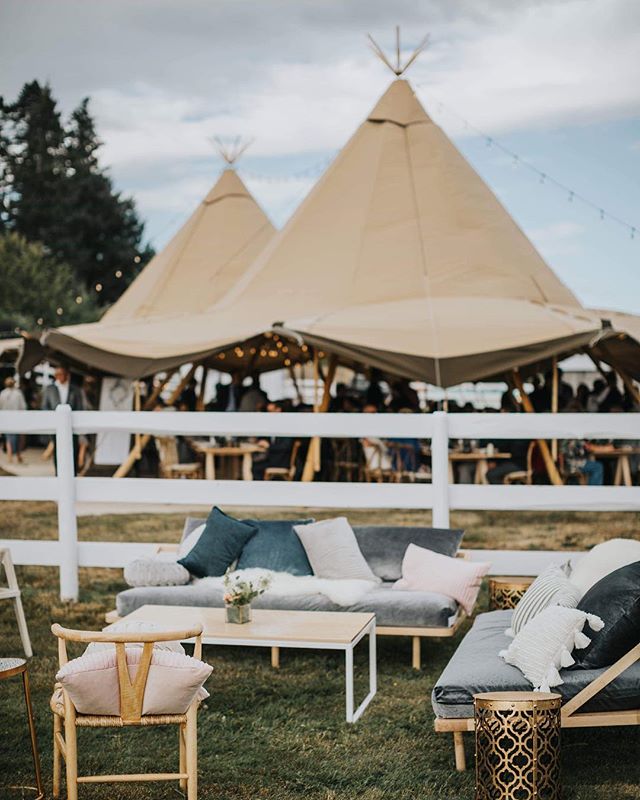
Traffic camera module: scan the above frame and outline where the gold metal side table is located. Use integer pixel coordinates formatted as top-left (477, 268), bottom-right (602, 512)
top-left (0, 657), bottom-right (44, 799)
top-left (474, 691), bottom-right (561, 800)
top-left (488, 576), bottom-right (534, 610)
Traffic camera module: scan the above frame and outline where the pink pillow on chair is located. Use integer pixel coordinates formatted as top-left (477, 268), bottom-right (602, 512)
top-left (393, 543), bottom-right (490, 614)
top-left (56, 647), bottom-right (212, 716)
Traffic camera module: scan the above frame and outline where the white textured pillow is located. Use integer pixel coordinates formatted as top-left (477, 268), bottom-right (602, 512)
top-left (500, 606), bottom-right (604, 692)
top-left (294, 517), bottom-right (379, 582)
top-left (178, 523), bottom-right (206, 558)
top-left (56, 647), bottom-right (211, 716)
top-left (392, 543), bottom-right (490, 615)
top-left (506, 564), bottom-right (581, 637)
top-left (124, 558), bottom-right (191, 588)
top-left (570, 538), bottom-right (640, 597)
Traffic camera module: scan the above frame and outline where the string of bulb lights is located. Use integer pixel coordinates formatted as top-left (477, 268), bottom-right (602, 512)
top-left (415, 86), bottom-right (639, 241)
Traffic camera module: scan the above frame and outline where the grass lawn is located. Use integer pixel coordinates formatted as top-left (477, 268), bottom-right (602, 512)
top-left (1, 504), bottom-right (639, 799)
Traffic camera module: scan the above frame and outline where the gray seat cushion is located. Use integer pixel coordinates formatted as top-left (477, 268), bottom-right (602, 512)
top-left (432, 610), bottom-right (640, 719)
top-left (352, 526), bottom-right (463, 581)
top-left (116, 581), bottom-right (458, 629)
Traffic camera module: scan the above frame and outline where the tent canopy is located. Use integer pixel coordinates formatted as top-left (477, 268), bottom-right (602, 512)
top-left (43, 79), bottom-right (605, 385)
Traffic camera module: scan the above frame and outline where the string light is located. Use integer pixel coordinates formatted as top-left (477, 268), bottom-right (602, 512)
top-left (36, 317), bottom-right (43, 326)
top-left (418, 87), bottom-right (640, 240)
top-left (115, 270), bottom-right (123, 278)
top-left (133, 255), bottom-right (141, 264)
top-left (95, 283), bottom-right (102, 292)
top-left (75, 296), bottom-right (83, 304)
top-left (56, 307), bottom-right (63, 316)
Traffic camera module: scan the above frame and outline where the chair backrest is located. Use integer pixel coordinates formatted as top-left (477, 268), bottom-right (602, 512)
top-left (526, 440), bottom-right (536, 476)
top-left (52, 623), bottom-right (203, 722)
top-left (156, 436), bottom-right (179, 471)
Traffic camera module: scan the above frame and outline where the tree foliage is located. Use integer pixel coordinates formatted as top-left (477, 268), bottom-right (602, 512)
top-left (0, 81), bottom-right (153, 306)
top-left (0, 232), bottom-right (98, 331)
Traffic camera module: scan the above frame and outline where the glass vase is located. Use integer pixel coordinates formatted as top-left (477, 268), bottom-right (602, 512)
top-left (225, 603), bottom-right (252, 624)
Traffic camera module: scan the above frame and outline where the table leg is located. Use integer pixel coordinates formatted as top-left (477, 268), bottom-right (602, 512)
top-left (345, 646), bottom-right (355, 723)
top-left (621, 455), bottom-right (632, 487)
top-left (22, 668), bottom-right (44, 800)
top-left (448, 460), bottom-right (454, 484)
top-left (242, 453), bottom-right (253, 481)
top-left (205, 452), bottom-right (215, 480)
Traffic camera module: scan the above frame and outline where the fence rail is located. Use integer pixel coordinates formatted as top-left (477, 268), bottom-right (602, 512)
top-left (1, 407), bottom-right (639, 600)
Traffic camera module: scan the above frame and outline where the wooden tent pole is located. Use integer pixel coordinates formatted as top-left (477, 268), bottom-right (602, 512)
top-left (287, 363), bottom-right (303, 406)
top-left (512, 369), bottom-right (563, 486)
top-left (113, 363), bottom-right (199, 478)
top-left (143, 369), bottom-right (176, 411)
top-left (301, 353), bottom-right (337, 482)
top-left (134, 381), bottom-right (142, 460)
top-left (196, 366), bottom-right (208, 411)
top-left (551, 356), bottom-right (558, 461)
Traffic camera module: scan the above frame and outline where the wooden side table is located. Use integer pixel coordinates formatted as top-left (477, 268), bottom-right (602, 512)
top-left (0, 658), bottom-right (44, 799)
top-left (474, 691), bottom-right (561, 800)
top-left (488, 576), bottom-right (534, 610)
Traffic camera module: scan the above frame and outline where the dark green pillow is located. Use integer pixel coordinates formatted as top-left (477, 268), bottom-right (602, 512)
top-left (178, 507), bottom-right (258, 578)
top-left (237, 519), bottom-right (314, 576)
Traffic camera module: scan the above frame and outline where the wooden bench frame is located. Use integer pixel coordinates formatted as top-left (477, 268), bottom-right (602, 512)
top-left (434, 642), bottom-right (640, 771)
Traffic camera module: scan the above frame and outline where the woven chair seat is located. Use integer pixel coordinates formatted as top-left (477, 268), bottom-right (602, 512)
top-left (50, 687), bottom-right (187, 726)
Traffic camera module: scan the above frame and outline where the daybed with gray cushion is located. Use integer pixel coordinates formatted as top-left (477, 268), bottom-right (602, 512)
top-left (115, 522), bottom-right (468, 669)
top-left (432, 610), bottom-right (640, 770)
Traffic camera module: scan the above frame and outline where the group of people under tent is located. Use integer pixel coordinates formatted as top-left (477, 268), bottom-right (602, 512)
top-left (0, 362), bottom-right (638, 487)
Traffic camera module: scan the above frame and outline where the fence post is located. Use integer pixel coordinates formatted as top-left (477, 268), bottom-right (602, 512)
top-left (55, 404), bottom-right (79, 601)
top-left (432, 411), bottom-right (450, 528)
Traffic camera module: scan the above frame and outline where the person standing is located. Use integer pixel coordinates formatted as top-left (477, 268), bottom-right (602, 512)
top-left (41, 365), bottom-right (85, 471)
top-left (0, 376), bottom-right (27, 462)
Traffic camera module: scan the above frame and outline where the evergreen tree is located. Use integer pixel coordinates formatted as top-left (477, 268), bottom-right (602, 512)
top-left (0, 81), bottom-right (152, 305)
top-left (0, 232), bottom-right (98, 331)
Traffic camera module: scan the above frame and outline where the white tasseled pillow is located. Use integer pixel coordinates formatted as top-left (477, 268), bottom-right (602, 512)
top-left (506, 563), bottom-right (581, 638)
top-left (500, 605), bottom-right (604, 692)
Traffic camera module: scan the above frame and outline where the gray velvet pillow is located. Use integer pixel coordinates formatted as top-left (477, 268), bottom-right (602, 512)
top-left (294, 517), bottom-right (379, 582)
top-left (353, 526), bottom-right (464, 581)
top-left (124, 558), bottom-right (191, 588)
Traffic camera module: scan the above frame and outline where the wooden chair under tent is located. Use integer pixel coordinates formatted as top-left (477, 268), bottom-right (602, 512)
top-left (155, 436), bottom-right (203, 479)
top-left (50, 622), bottom-right (206, 799)
top-left (264, 439), bottom-right (302, 481)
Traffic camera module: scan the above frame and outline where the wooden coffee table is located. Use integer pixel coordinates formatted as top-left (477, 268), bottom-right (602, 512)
top-left (118, 605), bottom-right (377, 723)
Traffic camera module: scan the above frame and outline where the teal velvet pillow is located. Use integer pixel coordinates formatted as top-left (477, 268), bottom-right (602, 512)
top-left (177, 507), bottom-right (258, 578)
top-left (236, 519), bottom-right (314, 576)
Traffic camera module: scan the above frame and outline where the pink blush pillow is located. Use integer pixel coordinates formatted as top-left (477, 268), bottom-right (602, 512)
top-left (393, 544), bottom-right (490, 614)
top-left (56, 647), bottom-right (212, 716)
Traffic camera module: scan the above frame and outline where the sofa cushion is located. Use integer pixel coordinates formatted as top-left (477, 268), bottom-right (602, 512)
top-left (432, 610), bottom-right (640, 719)
top-left (570, 538), bottom-right (640, 597)
top-left (116, 581), bottom-right (458, 629)
top-left (353, 525), bottom-right (463, 581)
top-left (575, 561), bottom-right (640, 669)
top-left (177, 507), bottom-right (257, 578)
top-left (124, 558), bottom-right (191, 588)
top-left (393, 544), bottom-right (489, 615)
top-left (294, 517), bottom-right (379, 582)
top-left (236, 519), bottom-right (314, 576)
top-left (507, 563), bottom-right (581, 637)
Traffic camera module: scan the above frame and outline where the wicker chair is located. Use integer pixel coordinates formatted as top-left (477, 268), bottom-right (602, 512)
top-left (156, 436), bottom-right (203, 479)
top-left (51, 622), bottom-right (205, 799)
top-left (264, 439), bottom-right (302, 481)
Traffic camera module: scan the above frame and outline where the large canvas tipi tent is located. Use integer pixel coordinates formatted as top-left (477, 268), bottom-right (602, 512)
top-left (43, 79), bottom-right (604, 384)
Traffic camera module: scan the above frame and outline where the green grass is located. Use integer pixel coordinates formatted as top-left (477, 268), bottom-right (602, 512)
top-left (1, 506), bottom-right (639, 798)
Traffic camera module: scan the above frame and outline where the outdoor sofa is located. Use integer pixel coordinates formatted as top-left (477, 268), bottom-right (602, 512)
top-left (432, 609), bottom-right (640, 770)
top-left (114, 520), bottom-right (470, 669)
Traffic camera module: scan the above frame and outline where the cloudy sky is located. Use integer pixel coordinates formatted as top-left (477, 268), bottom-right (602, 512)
top-left (2, 0), bottom-right (639, 312)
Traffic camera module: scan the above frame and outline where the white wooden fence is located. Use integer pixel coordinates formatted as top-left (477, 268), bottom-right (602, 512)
top-left (1, 406), bottom-right (639, 600)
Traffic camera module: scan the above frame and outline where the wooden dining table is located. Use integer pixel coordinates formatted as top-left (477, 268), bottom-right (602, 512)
top-left (592, 447), bottom-right (640, 487)
top-left (190, 441), bottom-right (263, 481)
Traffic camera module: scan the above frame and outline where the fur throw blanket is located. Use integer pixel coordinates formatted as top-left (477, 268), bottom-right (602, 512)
top-left (197, 568), bottom-right (378, 607)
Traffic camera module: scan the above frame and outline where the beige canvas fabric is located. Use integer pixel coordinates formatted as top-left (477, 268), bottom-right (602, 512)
top-left (43, 79), bottom-right (602, 384)
top-left (590, 309), bottom-right (640, 380)
top-left (104, 168), bottom-right (274, 321)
